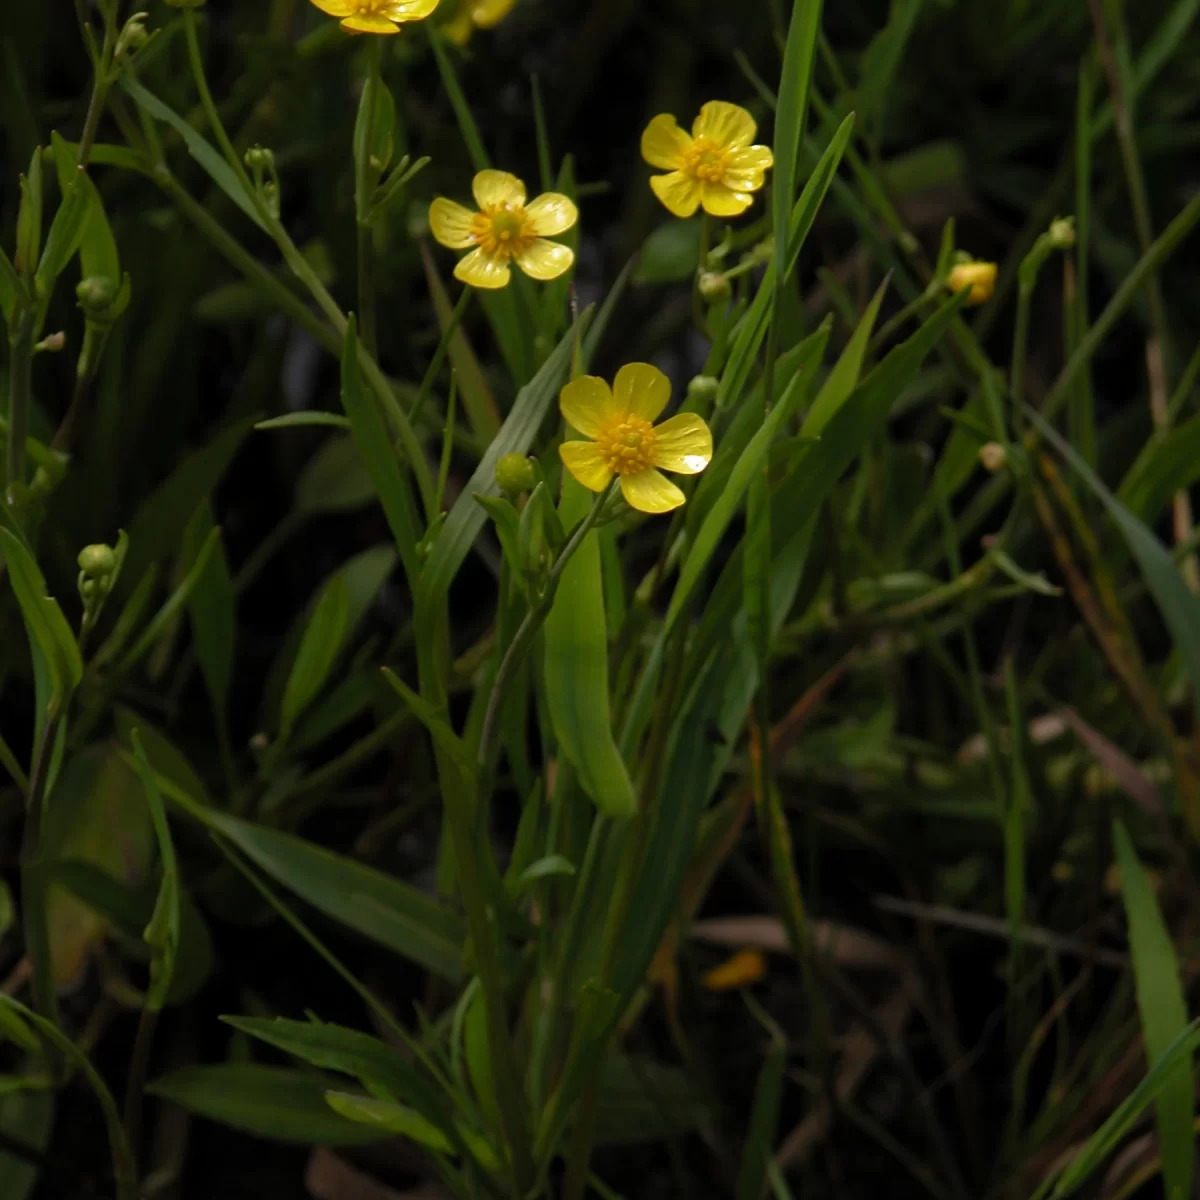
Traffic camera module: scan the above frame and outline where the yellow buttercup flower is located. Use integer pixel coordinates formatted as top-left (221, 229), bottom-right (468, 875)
top-left (946, 260), bottom-right (997, 306)
top-left (558, 364), bottom-right (713, 514)
top-left (445, 0), bottom-right (516, 42)
top-left (428, 170), bottom-right (577, 290)
top-left (641, 101), bottom-right (773, 219)
top-left (308, 0), bottom-right (440, 34)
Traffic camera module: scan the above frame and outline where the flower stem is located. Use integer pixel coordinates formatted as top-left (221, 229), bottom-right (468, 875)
top-left (409, 286), bottom-right (473, 425)
top-left (356, 38), bottom-right (383, 357)
top-left (6, 311), bottom-right (35, 491)
top-left (184, 9), bottom-right (254, 198)
top-left (477, 486), bottom-right (612, 770)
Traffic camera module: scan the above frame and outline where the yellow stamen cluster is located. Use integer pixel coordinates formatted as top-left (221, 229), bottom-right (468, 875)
top-left (682, 138), bottom-right (731, 185)
top-left (595, 416), bottom-right (657, 477)
top-left (470, 207), bottom-right (534, 260)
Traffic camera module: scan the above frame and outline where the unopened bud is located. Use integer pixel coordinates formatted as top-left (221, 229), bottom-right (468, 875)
top-left (1049, 217), bottom-right (1076, 249)
top-left (78, 543), bottom-right (117, 577)
top-left (244, 145), bottom-right (275, 173)
top-left (946, 260), bottom-right (997, 307)
top-left (115, 13), bottom-right (149, 59)
top-left (495, 453), bottom-right (536, 496)
top-left (76, 276), bottom-right (118, 315)
top-left (978, 442), bottom-right (1007, 473)
top-left (698, 271), bottom-right (730, 303)
top-left (35, 331), bottom-right (66, 353)
top-left (686, 375), bottom-right (719, 404)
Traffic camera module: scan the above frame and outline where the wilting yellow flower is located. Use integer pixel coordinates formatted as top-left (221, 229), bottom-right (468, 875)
top-left (429, 170), bottom-right (577, 290)
top-left (946, 260), bottom-right (997, 306)
top-left (558, 364), bottom-right (712, 514)
top-left (641, 101), bottom-right (773, 219)
top-left (445, 0), bottom-right (516, 42)
top-left (308, 0), bottom-right (440, 34)
top-left (702, 949), bottom-right (767, 992)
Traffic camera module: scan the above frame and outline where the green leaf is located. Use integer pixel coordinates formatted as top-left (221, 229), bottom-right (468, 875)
top-left (294, 434), bottom-right (379, 515)
top-left (120, 76), bottom-right (267, 232)
top-left (858, 0), bottom-right (923, 138)
top-left (182, 505), bottom-right (236, 741)
top-left (34, 172), bottom-right (91, 296)
top-left (633, 220), bottom-right (703, 285)
top-left (0, 528), bottom-right (83, 709)
top-left (280, 574), bottom-right (349, 739)
top-left (1116, 412), bottom-right (1200, 524)
top-left (323, 1091), bottom-right (452, 1152)
top-left (381, 668), bottom-right (475, 780)
top-left (157, 784), bottom-right (466, 982)
top-left (340, 315), bottom-right (421, 586)
top-left (1112, 821), bottom-right (1192, 1200)
top-left (255, 412), bottom-right (350, 431)
top-left (117, 414), bottom-right (259, 604)
top-left (0, 1089), bottom-right (53, 1200)
top-left (669, 342), bottom-right (826, 633)
top-left (415, 308), bottom-right (591, 622)
top-left (113, 709), bottom-right (215, 808)
top-left (130, 730), bottom-right (180, 1013)
top-left (147, 1065), bottom-right (392, 1145)
top-left (802, 276), bottom-right (889, 436)
top-left (772, 0), bottom-right (825, 291)
top-left (515, 856), bottom-right (576, 887)
top-left (1027, 409), bottom-right (1200, 708)
top-left (737, 1032), bottom-right (788, 1200)
top-left (50, 132), bottom-right (120, 284)
top-left (544, 476), bottom-right (636, 818)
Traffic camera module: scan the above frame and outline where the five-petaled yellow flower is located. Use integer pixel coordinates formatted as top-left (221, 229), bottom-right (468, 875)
top-left (445, 0), bottom-right (516, 43)
top-left (946, 260), bottom-right (997, 306)
top-left (641, 101), bottom-right (773, 219)
top-left (558, 364), bottom-right (713, 514)
top-left (429, 170), bottom-right (577, 290)
top-left (308, 0), bottom-right (440, 35)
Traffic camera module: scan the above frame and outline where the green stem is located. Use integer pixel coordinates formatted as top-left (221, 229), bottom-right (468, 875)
top-left (477, 487), bottom-right (611, 769)
top-left (21, 715), bottom-right (63, 1053)
top-left (1010, 281), bottom-right (1032, 434)
top-left (410, 286), bottom-right (473, 426)
top-left (356, 38), bottom-right (383, 357)
top-left (122, 1006), bottom-right (157, 1164)
top-left (6, 311), bottom-right (35, 490)
top-left (76, 0), bottom-right (118, 169)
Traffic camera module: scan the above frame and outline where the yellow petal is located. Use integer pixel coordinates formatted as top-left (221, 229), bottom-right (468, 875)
top-left (700, 183), bottom-right (754, 218)
top-left (641, 114), bottom-right (691, 170)
top-left (620, 469), bottom-right (685, 514)
top-left (308, 0), bottom-right (357, 14)
top-left (428, 197), bottom-right (478, 249)
top-left (721, 168), bottom-right (766, 194)
top-left (560, 441), bottom-right (614, 493)
top-left (341, 13), bottom-right (400, 31)
top-left (613, 362), bottom-right (670, 423)
top-left (649, 170), bottom-right (701, 219)
top-left (454, 247), bottom-right (511, 289)
top-left (692, 100), bottom-right (756, 149)
top-left (560, 376), bottom-right (617, 438)
top-left (651, 413), bottom-right (712, 475)
top-left (525, 193), bottom-right (578, 236)
top-left (728, 144), bottom-right (774, 172)
top-left (702, 949), bottom-right (766, 992)
top-left (472, 0), bottom-right (516, 26)
top-left (387, 0), bottom-right (441, 15)
top-left (473, 169), bottom-right (526, 211)
top-left (515, 238), bottom-right (574, 281)
top-left (946, 261), bottom-right (997, 306)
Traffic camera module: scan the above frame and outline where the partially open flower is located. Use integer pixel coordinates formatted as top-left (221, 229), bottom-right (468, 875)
top-left (558, 364), bottom-right (712, 514)
top-left (308, 0), bottom-right (440, 35)
top-left (946, 260), bottom-right (997, 306)
top-left (429, 170), bottom-right (577, 290)
top-left (641, 101), bottom-right (773, 219)
top-left (445, 0), bottom-right (516, 42)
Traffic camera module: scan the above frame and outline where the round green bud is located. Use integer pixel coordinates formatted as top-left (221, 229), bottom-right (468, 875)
top-left (978, 442), bottom-right (1008, 473)
top-left (77, 543), bottom-right (117, 577)
top-left (698, 271), bottom-right (731, 303)
top-left (495, 453), bottom-right (536, 495)
top-left (686, 374), bottom-right (720, 404)
top-left (76, 276), bottom-right (118, 315)
top-left (1049, 217), bottom-right (1076, 249)
top-left (115, 14), bottom-right (150, 58)
top-left (244, 145), bottom-right (275, 172)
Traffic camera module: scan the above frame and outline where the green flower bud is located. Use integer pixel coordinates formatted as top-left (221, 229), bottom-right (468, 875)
top-left (978, 442), bottom-right (1007, 473)
top-left (495, 452), bottom-right (536, 496)
top-left (1049, 216), bottom-right (1076, 249)
top-left (78, 543), bottom-right (117, 578)
top-left (686, 374), bottom-right (719, 404)
top-left (698, 271), bottom-right (731, 303)
top-left (244, 145), bottom-right (275, 173)
top-left (115, 13), bottom-right (150, 59)
top-left (77, 276), bottom-right (118, 316)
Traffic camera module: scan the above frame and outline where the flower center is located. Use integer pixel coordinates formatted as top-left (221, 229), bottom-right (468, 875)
top-left (357, 0), bottom-right (390, 12)
top-left (471, 206), bottom-right (534, 258)
top-left (683, 138), bottom-right (730, 184)
top-left (596, 415), bottom-right (657, 476)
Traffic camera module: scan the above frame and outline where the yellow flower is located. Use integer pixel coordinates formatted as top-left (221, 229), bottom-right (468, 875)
top-left (558, 364), bottom-right (713, 514)
top-left (308, 0), bottom-right (440, 34)
top-left (702, 949), bottom-right (767, 992)
top-left (946, 260), bottom-right (997, 306)
top-left (445, 0), bottom-right (516, 42)
top-left (641, 100), bottom-right (773, 219)
top-left (428, 170), bottom-right (577, 290)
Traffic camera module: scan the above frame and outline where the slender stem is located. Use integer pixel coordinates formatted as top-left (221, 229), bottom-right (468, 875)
top-left (6, 312), bottom-right (35, 489)
top-left (356, 38), bottom-right (383, 357)
top-left (410, 287), bottom-right (473, 425)
top-left (76, 0), bottom-right (118, 169)
top-left (122, 1007), bottom-right (157, 1164)
top-left (477, 487), bottom-right (611, 769)
top-left (21, 716), bottom-right (63, 1052)
top-left (184, 9), bottom-right (254, 197)
top-left (1010, 281), bottom-right (1032, 434)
